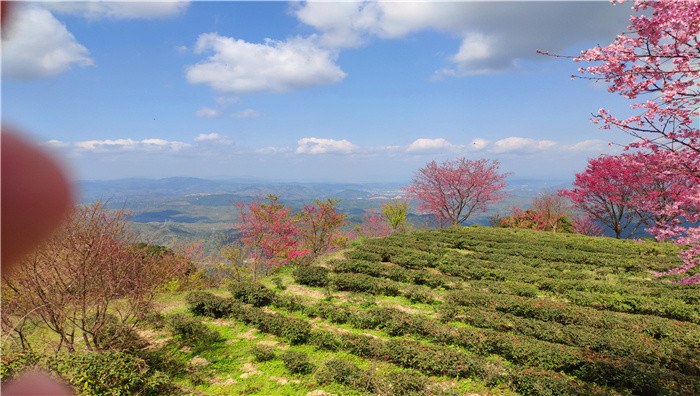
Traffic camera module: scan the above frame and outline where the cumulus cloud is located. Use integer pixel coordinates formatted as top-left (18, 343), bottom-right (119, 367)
top-left (75, 138), bottom-right (190, 153)
top-left (194, 133), bottom-right (233, 145)
top-left (492, 137), bottom-right (557, 154)
top-left (195, 107), bottom-right (222, 118)
top-left (562, 139), bottom-right (610, 152)
top-left (186, 33), bottom-right (346, 94)
top-left (2, 5), bottom-right (94, 80)
top-left (45, 1), bottom-right (189, 20)
top-left (294, 1), bottom-right (630, 75)
top-left (231, 109), bottom-right (262, 119)
top-left (406, 138), bottom-right (459, 154)
top-left (471, 138), bottom-right (490, 151)
top-left (296, 137), bottom-right (358, 155)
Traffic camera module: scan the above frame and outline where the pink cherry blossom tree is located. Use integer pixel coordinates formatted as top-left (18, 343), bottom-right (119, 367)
top-left (405, 158), bottom-right (509, 228)
top-left (551, 0), bottom-right (699, 283)
top-left (560, 155), bottom-right (647, 239)
top-left (237, 195), bottom-right (307, 278)
top-left (296, 198), bottom-right (347, 261)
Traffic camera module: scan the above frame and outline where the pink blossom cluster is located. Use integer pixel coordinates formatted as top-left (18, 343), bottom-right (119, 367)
top-left (405, 158), bottom-right (509, 227)
top-left (572, 0), bottom-right (699, 283)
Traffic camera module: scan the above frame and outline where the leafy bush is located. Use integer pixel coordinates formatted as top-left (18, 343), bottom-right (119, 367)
top-left (185, 291), bottom-right (233, 318)
top-left (281, 350), bottom-right (315, 375)
top-left (309, 329), bottom-right (341, 351)
top-left (229, 281), bottom-right (276, 307)
top-left (383, 370), bottom-right (428, 396)
top-left (292, 266), bottom-right (330, 287)
top-left (403, 285), bottom-right (433, 304)
top-left (251, 345), bottom-right (276, 362)
top-left (93, 315), bottom-right (147, 352)
top-left (272, 293), bottom-right (305, 312)
top-left (331, 272), bottom-right (400, 296)
top-left (316, 358), bottom-right (371, 391)
top-left (2, 351), bottom-right (176, 396)
top-left (167, 313), bottom-right (221, 345)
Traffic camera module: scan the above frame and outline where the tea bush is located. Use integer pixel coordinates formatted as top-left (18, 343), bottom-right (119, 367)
top-left (292, 266), bottom-right (330, 287)
top-left (251, 345), bottom-right (276, 362)
top-left (228, 280), bottom-right (276, 307)
top-left (281, 350), bottom-right (315, 375)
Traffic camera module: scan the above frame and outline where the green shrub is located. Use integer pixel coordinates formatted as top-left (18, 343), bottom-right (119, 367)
top-left (315, 301), bottom-right (350, 324)
top-left (403, 285), bottom-right (433, 304)
top-left (309, 329), bottom-right (341, 351)
top-left (383, 370), bottom-right (428, 396)
top-left (185, 291), bottom-right (233, 318)
top-left (281, 351), bottom-right (315, 375)
top-left (167, 313), bottom-right (221, 345)
top-left (346, 250), bottom-right (382, 262)
top-left (229, 281), bottom-right (276, 307)
top-left (292, 266), bottom-right (330, 287)
top-left (2, 351), bottom-right (176, 396)
top-left (93, 315), bottom-right (147, 352)
top-left (316, 358), bottom-right (371, 391)
top-left (251, 345), bottom-right (276, 362)
top-left (272, 294), bottom-right (305, 312)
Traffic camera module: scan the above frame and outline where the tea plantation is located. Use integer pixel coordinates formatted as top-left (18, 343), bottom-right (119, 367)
top-left (4, 226), bottom-right (699, 395)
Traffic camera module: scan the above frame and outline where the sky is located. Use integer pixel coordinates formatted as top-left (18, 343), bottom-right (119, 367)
top-left (2, 1), bottom-right (639, 183)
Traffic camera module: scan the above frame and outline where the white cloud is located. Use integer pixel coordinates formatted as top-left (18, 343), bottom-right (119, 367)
top-left (492, 137), bottom-right (557, 154)
top-left (195, 107), bottom-right (222, 118)
top-left (231, 109), bottom-right (262, 119)
top-left (45, 2), bottom-right (189, 20)
top-left (296, 137), bottom-right (358, 155)
top-left (43, 139), bottom-right (70, 149)
top-left (75, 138), bottom-right (190, 153)
top-left (470, 138), bottom-right (490, 151)
top-left (294, 1), bottom-right (631, 75)
top-left (194, 133), bottom-right (233, 145)
top-left (406, 138), bottom-right (459, 154)
top-left (562, 139), bottom-right (610, 152)
top-left (186, 33), bottom-right (346, 94)
top-left (2, 5), bottom-right (94, 80)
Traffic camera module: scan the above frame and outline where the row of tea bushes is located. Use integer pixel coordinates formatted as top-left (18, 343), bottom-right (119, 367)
top-left (185, 291), bottom-right (613, 396)
top-left (223, 282), bottom-right (698, 395)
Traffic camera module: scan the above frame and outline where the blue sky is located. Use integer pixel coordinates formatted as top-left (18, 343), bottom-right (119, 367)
top-left (2, 1), bottom-right (637, 183)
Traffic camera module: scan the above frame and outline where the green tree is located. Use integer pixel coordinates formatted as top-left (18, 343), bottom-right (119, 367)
top-left (380, 198), bottom-right (413, 233)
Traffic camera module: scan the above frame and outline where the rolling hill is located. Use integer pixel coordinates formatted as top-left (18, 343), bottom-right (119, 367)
top-left (154, 226), bottom-right (699, 395)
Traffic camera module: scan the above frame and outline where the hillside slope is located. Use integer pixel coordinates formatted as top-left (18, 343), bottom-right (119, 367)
top-left (6, 226), bottom-right (697, 395)
top-left (169, 226), bottom-right (700, 395)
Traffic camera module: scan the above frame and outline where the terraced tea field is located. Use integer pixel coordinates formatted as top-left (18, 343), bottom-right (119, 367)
top-left (178, 226), bottom-right (699, 395)
top-left (5, 226), bottom-right (698, 395)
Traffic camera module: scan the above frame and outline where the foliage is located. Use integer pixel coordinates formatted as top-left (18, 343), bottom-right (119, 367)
top-left (383, 370), bottom-right (428, 396)
top-left (236, 194), bottom-right (307, 279)
top-left (381, 198), bottom-right (413, 233)
top-left (404, 157), bottom-right (509, 227)
top-left (250, 345), bottom-right (276, 362)
top-left (296, 198), bottom-right (347, 261)
top-left (571, 215), bottom-right (605, 237)
top-left (500, 209), bottom-right (573, 234)
top-left (292, 265), bottom-right (330, 287)
top-left (213, 240), bottom-right (251, 284)
top-left (559, 155), bottom-right (649, 239)
top-left (1, 202), bottom-right (192, 353)
top-left (549, 0), bottom-right (700, 282)
top-left (1, 351), bottom-right (176, 396)
top-left (167, 313), bottom-right (221, 345)
top-left (228, 280), bottom-right (276, 307)
top-left (351, 210), bottom-right (394, 239)
top-left (280, 350), bottom-right (315, 375)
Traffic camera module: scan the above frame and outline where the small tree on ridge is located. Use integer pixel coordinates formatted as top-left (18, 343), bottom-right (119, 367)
top-left (405, 157), bottom-right (509, 228)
